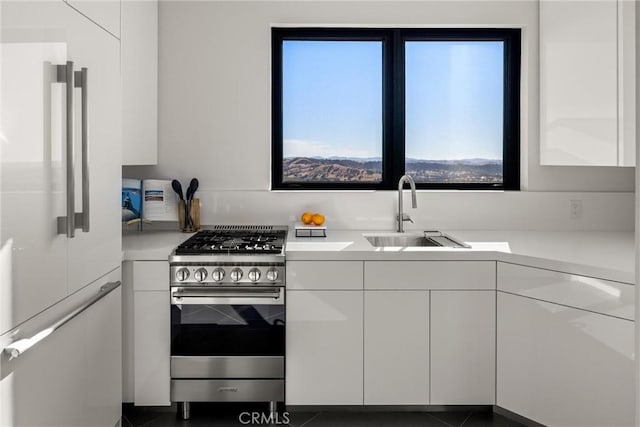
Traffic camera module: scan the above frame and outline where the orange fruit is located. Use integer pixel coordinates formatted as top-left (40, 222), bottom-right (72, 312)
top-left (301, 212), bottom-right (313, 225)
top-left (311, 213), bottom-right (325, 226)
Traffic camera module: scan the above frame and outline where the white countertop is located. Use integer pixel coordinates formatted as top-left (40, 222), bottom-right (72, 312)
top-left (122, 230), bottom-right (193, 261)
top-left (122, 229), bottom-right (635, 284)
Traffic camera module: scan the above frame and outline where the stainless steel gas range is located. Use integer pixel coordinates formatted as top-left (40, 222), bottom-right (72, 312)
top-left (169, 225), bottom-right (287, 420)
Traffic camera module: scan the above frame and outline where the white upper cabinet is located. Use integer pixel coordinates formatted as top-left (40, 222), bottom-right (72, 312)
top-left (1, 0), bottom-right (121, 330)
top-left (65, 1), bottom-right (122, 294)
top-left (540, 0), bottom-right (635, 166)
top-left (1, 0), bottom-right (70, 333)
top-left (618, 0), bottom-right (636, 166)
top-left (122, 0), bottom-right (158, 165)
top-left (64, 0), bottom-right (121, 39)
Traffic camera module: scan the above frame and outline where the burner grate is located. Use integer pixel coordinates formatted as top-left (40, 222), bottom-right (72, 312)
top-left (174, 226), bottom-right (287, 255)
top-left (212, 225), bottom-right (274, 231)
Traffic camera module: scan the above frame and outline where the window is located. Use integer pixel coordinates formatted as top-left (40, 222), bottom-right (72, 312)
top-left (272, 28), bottom-right (521, 190)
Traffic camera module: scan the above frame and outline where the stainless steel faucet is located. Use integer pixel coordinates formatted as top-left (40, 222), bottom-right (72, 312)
top-left (397, 175), bottom-right (417, 232)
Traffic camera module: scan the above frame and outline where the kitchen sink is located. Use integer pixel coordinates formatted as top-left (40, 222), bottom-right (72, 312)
top-left (363, 231), bottom-right (470, 248)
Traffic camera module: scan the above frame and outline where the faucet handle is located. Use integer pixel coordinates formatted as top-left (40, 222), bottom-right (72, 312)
top-left (400, 213), bottom-right (414, 223)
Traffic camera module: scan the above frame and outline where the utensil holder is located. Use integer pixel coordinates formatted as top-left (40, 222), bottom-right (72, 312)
top-left (178, 198), bottom-right (200, 232)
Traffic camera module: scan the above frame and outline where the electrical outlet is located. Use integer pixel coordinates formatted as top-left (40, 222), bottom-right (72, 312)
top-left (570, 200), bottom-right (583, 219)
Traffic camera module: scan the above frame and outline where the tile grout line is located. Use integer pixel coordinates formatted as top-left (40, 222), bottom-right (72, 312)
top-left (136, 413), bottom-right (165, 427)
top-left (459, 412), bottom-right (474, 427)
top-left (121, 414), bottom-right (132, 426)
top-left (297, 411), bottom-right (323, 427)
top-left (425, 412), bottom-right (457, 427)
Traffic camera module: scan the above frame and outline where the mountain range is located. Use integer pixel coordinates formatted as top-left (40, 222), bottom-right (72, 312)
top-left (283, 157), bottom-right (503, 183)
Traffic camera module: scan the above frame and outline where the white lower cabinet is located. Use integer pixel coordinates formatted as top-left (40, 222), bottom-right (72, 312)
top-left (123, 261), bottom-right (171, 406)
top-left (134, 290), bottom-right (170, 406)
top-left (0, 273), bottom-right (121, 427)
top-left (286, 290), bottom-right (363, 405)
top-left (431, 291), bottom-right (495, 405)
top-left (497, 292), bottom-right (634, 427)
top-left (287, 261), bottom-right (363, 290)
top-left (364, 261), bottom-right (495, 290)
top-left (364, 291), bottom-right (429, 405)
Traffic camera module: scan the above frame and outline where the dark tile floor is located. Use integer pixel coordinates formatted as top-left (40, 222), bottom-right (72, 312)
top-left (122, 403), bottom-right (527, 427)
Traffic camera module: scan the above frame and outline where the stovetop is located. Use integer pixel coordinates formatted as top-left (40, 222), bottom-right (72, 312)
top-left (169, 226), bottom-right (288, 284)
top-left (173, 226), bottom-right (287, 256)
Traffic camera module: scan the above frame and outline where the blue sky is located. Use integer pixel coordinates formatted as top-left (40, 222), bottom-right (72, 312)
top-left (282, 40), bottom-right (504, 161)
top-left (283, 41), bottom-right (382, 159)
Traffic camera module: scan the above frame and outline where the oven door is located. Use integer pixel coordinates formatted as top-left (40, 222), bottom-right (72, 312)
top-left (170, 286), bottom-right (285, 380)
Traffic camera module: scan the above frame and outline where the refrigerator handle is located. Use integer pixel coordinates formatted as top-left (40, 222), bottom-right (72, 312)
top-left (56, 61), bottom-right (75, 238)
top-left (2, 282), bottom-right (121, 360)
top-left (75, 67), bottom-right (89, 233)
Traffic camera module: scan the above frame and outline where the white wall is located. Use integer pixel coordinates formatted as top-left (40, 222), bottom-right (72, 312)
top-left (126, 189), bottom-right (631, 231)
top-left (124, 0), bottom-right (635, 231)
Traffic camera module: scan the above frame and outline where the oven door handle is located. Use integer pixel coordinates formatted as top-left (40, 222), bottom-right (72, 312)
top-left (171, 287), bottom-right (284, 305)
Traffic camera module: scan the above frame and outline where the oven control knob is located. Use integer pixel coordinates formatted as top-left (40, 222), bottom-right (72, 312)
top-left (211, 268), bottom-right (225, 282)
top-left (176, 268), bottom-right (190, 282)
top-left (194, 268), bottom-right (208, 282)
top-left (248, 268), bottom-right (261, 282)
top-left (230, 268), bottom-right (243, 282)
top-left (266, 268), bottom-right (279, 282)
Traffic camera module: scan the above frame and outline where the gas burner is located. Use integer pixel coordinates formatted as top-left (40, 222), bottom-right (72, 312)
top-left (243, 234), bottom-right (279, 243)
top-left (173, 227), bottom-right (287, 256)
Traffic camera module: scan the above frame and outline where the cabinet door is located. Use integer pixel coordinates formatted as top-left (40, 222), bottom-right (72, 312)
top-left (134, 290), bottom-right (170, 406)
top-left (364, 261), bottom-right (494, 290)
top-left (0, 0), bottom-right (70, 334)
top-left (497, 292), bottom-right (634, 426)
top-left (122, 0), bottom-right (158, 165)
top-left (287, 261), bottom-right (363, 290)
top-left (431, 291), bottom-right (495, 405)
top-left (133, 261), bottom-right (170, 291)
top-left (66, 2), bottom-right (122, 294)
top-left (286, 291), bottom-right (363, 405)
top-left (122, 262), bottom-right (135, 403)
top-left (618, 0), bottom-right (636, 166)
top-left (540, 0), bottom-right (618, 165)
top-left (64, 0), bottom-right (121, 38)
top-left (364, 291), bottom-right (428, 405)
top-left (498, 262), bottom-right (634, 321)
top-left (0, 272), bottom-right (121, 427)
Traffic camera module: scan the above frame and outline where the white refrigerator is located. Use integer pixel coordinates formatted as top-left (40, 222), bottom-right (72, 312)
top-left (0, 1), bottom-right (122, 425)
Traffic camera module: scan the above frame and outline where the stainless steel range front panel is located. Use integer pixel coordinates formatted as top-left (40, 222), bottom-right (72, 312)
top-left (169, 265), bottom-right (285, 286)
top-left (171, 379), bottom-right (284, 402)
top-left (171, 356), bottom-right (284, 379)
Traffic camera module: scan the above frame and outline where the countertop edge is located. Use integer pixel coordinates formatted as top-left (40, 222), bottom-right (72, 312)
top-left (121, 230), bottom-right (635, 285)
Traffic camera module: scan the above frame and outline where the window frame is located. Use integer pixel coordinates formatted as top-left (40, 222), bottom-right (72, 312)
top-left (271, 27), bottom-right (521, 191)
